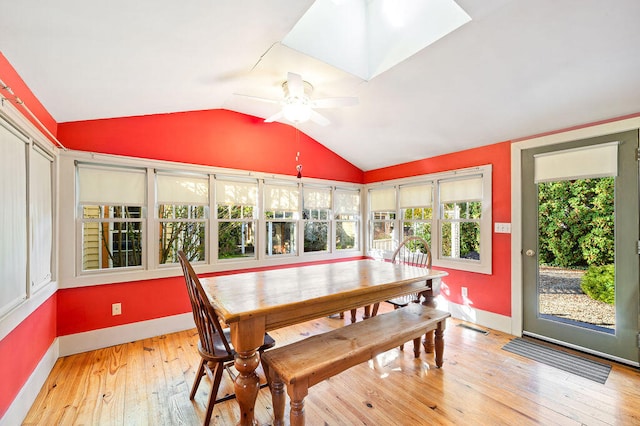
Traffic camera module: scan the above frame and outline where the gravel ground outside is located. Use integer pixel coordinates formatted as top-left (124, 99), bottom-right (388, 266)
top-left (538, 266), bottom-right (615, 329)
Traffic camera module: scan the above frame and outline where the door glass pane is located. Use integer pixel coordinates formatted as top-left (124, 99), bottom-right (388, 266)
top-left (537, 177), bottom-right (615, 333)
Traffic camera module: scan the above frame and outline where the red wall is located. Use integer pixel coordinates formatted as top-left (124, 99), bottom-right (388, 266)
top-left (364, 141), bottom-right (512, 317)
top-left (57, 110), bottom-right (364, 183)
top-left (0, 295), bottom-right (57, 419)
top-left (56, 278), bottom-right (190, 335)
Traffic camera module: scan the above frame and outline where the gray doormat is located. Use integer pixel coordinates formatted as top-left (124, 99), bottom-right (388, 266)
top-left (502, 338), bottom-right (611, 384)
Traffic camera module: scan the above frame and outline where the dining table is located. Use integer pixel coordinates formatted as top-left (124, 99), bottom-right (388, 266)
top-left (199, 258), bottom-right (448, 426)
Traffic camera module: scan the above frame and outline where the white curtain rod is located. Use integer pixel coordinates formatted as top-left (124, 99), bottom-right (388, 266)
top-left (0, 77), bottom-right (67, 150)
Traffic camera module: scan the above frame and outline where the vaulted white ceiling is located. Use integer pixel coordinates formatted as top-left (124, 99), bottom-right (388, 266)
top-left (1, 0), bottom-right (639, 171)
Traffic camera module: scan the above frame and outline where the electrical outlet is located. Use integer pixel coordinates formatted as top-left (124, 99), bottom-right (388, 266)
top-left (461, 287), bottom-right (468, 298)
top-left (112, 303), bottom-right (122, 316)
top-left (494, 222), bottom-right (512, 234)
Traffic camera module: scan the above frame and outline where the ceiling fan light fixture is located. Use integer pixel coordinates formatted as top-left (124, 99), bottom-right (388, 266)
top-left (282, 98), bottom-right (312, 123)
top-left (281, 79), bottom-right (313, 123)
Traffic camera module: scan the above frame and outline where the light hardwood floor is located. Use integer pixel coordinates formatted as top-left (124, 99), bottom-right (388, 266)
top-left (24, 307), bottom-right (640, 425)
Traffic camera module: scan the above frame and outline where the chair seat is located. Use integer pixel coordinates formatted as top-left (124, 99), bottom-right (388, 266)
top-left (386, 294), bottom-right (419, 308)
top-left (199, 328), bottom-right (276, 361)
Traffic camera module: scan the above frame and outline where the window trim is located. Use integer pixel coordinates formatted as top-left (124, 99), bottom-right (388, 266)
top-left (64, 150), bottom-right (363, 286)
top-left (366, 165), bottom-right (492, 274)
top-left (433, 167), bottom-right (492, 274)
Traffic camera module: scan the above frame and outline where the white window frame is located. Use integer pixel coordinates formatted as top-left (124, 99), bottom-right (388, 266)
top-left (0, 104), bottom-right (58, 321)
top-left (156, 171), bottom-right (209, 266)
top-left (367, 186), bottom-right (398, 258)
top-left (433, 166), bottom-right (492, 274)
top-left (334, 188), bottom-right (361, 252)
top-left (263, 181), bottom-right (300, 257)
top-left (76, 163), bottom-right (147, 273)
top-left (302, 185), bottom-right (332, 254)
top-left (365, 165), bottom-right (492, 274)
top-left (215, 176), bottom-right (258, 262)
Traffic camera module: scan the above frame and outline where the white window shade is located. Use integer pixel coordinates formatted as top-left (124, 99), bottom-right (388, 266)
top-left (265, 185), bottom-right (299, 212)
top-left (216, 180), bottom-right (258, 206)
top-left (400, 184), bottom-right (433, 208)
top-left (370, 187), bottom-right (396, 212)
top-left (31, 146), bottom-right (53, 288)
top-left (335, 190), bottom-right (360, 215)
top-left (157, 173), bottom-right (209, 204)
top-left (439, 176), bottom-right (483, 203)
top-left (0, 120), bottom-right (28, 315)
top-left (534, 142), bottom-right (618, 183)
top-left (304, 187), bottom-right (331, 210)
top-left (78, 165), bottom-right (145, 205)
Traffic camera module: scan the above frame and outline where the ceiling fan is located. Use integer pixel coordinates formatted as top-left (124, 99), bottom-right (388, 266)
top-left (237, 72), bottom-right (358, 126)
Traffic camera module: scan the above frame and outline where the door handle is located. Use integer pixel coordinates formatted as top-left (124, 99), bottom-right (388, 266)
top-left (525, 249), bottom-right (536, 257)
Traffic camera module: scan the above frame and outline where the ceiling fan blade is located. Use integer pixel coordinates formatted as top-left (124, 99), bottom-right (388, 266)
top-left (309, 110), bottom-right (330, 126)
top-left (234, 93), bottom-right (280, 104)
top-left (312, 97), bottom-right (359, 108)
top-left (287, 72), bottom-right (304, 98)
top-left (264, 111), bottom-right (284, 123)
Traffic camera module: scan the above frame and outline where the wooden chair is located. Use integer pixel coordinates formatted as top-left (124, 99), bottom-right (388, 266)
top-left (178, 251), bottom-right (276, 425)
top-left (371, 236), bottom-right (434, 353)
top-left (346, 237), bottom-right (433, 325)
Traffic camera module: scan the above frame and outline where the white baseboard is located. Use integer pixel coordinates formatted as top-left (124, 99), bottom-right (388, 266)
top-left (0, 339), bottom-right (59, 426)
top-left (58, 312), bottom-right (195, 356)
top-left (437, 297), bottom-right (513, 334)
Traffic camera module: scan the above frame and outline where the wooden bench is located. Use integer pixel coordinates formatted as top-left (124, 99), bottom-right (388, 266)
top-left (260, 303), bottom-right (450, 426)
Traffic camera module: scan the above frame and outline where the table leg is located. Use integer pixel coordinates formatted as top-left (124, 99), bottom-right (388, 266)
top-left (234, 350), bottom-right (260, 425)
top-left (434, 320), bottom-right (446, 368)
top-left (231, 320), bottom-right (266, 426)
top-left (420, 281), bottom-right (438, 353)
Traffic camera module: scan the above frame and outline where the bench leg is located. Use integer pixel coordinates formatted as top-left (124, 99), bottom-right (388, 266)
top-left (350, 309), bottom-right (357, 324)
top-left (288, 383), bottom-right (309, 426)
top-left (434, 321), bottom-right (446, 368)
top-left (269, 373), bottom-right (286, 426)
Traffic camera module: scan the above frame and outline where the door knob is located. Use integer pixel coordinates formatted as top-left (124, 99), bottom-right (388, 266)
top-left (525, 249), bottom-right (536, 257)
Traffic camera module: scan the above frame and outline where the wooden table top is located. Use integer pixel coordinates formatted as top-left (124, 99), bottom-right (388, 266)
top-left (200, 259), bottom-right (447, 329)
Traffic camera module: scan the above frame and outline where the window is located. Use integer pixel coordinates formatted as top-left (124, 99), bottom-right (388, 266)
top-left (1, 119), bottom-right (28, 315)
top-left (365, 165), bottom-right (491, 274)
top-left (216, 178), bottom-right (257, 260)
top-left (369, 187), bottom-right (396, 253)
top-left (399, 183), bottom-right (432, 246)
top-left (303, 186), bottom-right (331, 253)
top-left (264, 183), bottom-right (299, 256)
top-left (157, 172), bottom-right (209, 264)
top-left (78, 164), bottom-right (146, 271)
top-left (334, 189), bottom-right (360, 250)
top-left (435, 166), bottom-right (492, 274)
top-left (30, 145), bottom-right (53, 290)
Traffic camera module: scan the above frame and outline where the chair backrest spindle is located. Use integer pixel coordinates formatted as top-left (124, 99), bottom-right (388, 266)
top-left (392, 236), bottom-right (432, 269)
top-left (178, 250), bottom-right (233, 357)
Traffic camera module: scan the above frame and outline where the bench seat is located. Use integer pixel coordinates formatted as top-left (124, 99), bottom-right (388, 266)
top-left (261, 303), bottom-right (450, 426)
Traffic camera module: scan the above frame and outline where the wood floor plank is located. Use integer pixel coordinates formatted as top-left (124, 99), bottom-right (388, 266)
top-left (23, 313), bottom-right (640, 425)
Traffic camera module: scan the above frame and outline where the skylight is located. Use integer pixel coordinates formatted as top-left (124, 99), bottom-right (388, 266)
top-left (282, 0), bottom-right (472, 80)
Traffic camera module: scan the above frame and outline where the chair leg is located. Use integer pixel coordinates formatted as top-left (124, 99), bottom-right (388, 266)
top-left (190, 358), bottom-right (206, 400)
top-left (423, 330), bottom-right (435, 353)
top-left (412, 337), bottom-right (421, 358)
top-left (371, 302), bottom-right (380, 317)
top-left (204, 362), bottom-right (225, 425)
